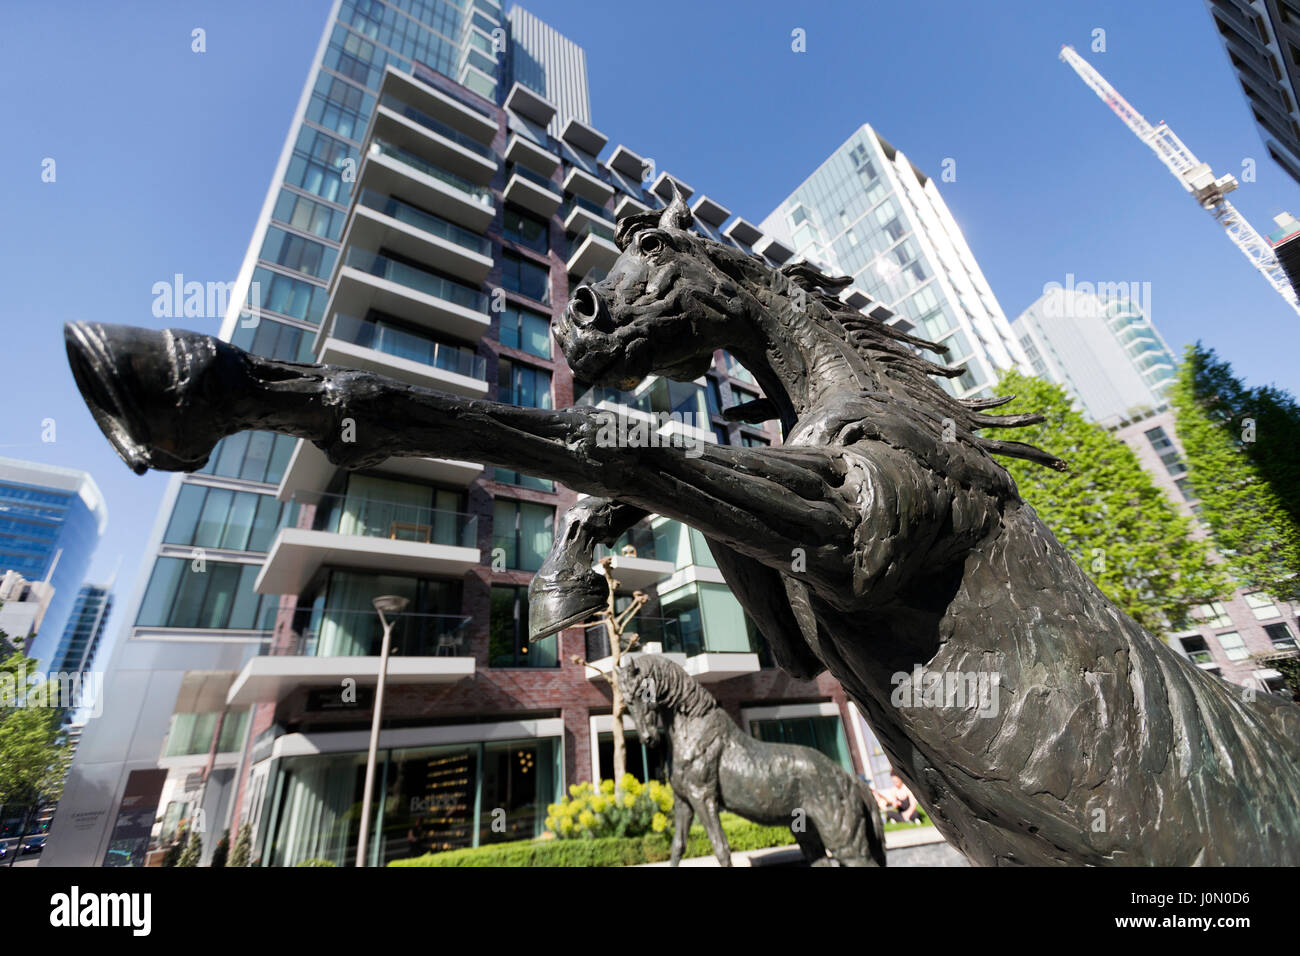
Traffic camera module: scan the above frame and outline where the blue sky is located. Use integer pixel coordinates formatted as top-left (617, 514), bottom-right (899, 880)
top-left (3, 0), bottom-right (1298, 651)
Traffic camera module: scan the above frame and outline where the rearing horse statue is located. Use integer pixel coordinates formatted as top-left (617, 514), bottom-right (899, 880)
top-left (65, 190), bottom-right (1300, 865)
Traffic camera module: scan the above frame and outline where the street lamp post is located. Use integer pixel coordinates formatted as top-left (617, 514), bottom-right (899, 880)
top-left (356, 594), bottom-right (408, 868)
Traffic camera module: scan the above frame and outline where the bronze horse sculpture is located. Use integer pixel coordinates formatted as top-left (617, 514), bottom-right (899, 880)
top-left (620, 654), bottom-right (886, 866)
top-left (66, 190), bottom-right (1300, 865)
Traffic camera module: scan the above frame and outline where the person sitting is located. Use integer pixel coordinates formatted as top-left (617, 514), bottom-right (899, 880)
top-left (875, 774), bottom-right (923, 824)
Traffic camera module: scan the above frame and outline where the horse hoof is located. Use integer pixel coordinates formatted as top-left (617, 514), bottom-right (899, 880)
top-left (527, 567), bottom-right (608, 640)
top-left (64, 322), bottom-right (235, 474)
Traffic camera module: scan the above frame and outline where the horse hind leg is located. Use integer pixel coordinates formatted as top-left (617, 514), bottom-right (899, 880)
top-left (792, 822), bottom-right (833, 866)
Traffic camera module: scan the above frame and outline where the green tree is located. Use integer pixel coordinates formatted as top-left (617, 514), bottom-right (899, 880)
top-left (991, 371), bottom-right (1226, 632)
top-left (0, 650), bottom-right (70, 866)
top-left (228, 822), bottom-right (252, 868)
top-left (1171, 344), bottom-right (1300, 601)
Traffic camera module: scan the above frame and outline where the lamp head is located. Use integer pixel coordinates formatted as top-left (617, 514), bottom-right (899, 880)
top-left (372, 595), bottom-right (410, 615)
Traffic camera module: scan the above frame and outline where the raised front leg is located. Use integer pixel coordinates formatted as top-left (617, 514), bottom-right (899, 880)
top-left (67, 323), bottom-right (859, 607)
top-left (669, 789), bottom-right (694, 867)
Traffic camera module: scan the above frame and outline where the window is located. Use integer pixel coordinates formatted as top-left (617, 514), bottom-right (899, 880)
top-left (272, 189), bottom-right (344, 241)
top-left (164, 484), bottom-right (283, 552)
top-left (493, 469), bottom-right (553, 492)
top-left (260, 227), bottom-right (337, 280)
top-left (498, 358), bottom-right (552, 408)
top-left (711, 424), bottom-right (729, 446)
top-left (741, 433), bottom-right (769, 448)
top-left (250, 267), bottom-right (329, 324)
top-left (705, 379), bottom-right (723, 417)
top-left (1245, 592), bottom-right (1280, 619)
top-left (1174, 476), bottom-right (1197, 502)
top-left (1195, 601), bottom-right (1233, 629)
top-left (1215, 631), bottom-right (1250, 662)
top-left (501, 252), bottom-right (550, 304)
top-left (136, 557), bottom-right (275, 631)
top-left (502, 206), bottom-right (549, 254)
top-left (1179, 635), bottom-right (1214, 665)
top-left (231, 318), bottom-right (316, 363)
top-left (490, 585), bottom-right (557, 667)
top-left (498, 306), bottom-right (551, 358)
top-left (196, 431), bottom-right (296, 484)
top-left (492, 499), bottom-right (554, 571)
top-left (749, 716), bottom-right (852, 773)
top-left (1144, 426), bottom-right (1173, 451)
top-left (1265, 622), bottom-right (1296, 649)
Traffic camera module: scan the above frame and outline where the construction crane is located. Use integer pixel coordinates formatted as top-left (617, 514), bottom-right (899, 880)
top-left (1059, 44), bottom-right (1300, 317)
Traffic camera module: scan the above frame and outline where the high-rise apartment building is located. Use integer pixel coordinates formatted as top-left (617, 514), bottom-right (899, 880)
top-left (48, 1), bottom-right (897, 868)
top-left (49, 583), bottom-right (114, 676)
top-left (1203, 0), bottom-right (1300, 186)
top-left (0, 458), bottom-right (107, 668)
top-left (759, 125), bottom-right (1029, 399)
top-left (1013, 287), bottom-right (1178, 425)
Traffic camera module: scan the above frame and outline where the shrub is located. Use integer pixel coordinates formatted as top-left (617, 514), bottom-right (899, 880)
top-left (545, 775), bottom-right (673, 840)
top-left (296, 858), bottom-right (338, 867)
top-left (176, 830), bottom-right (202, 867)
top-left (229, 823), bottom-right (252, 868)
top-left (392, 812), bottom-right (792, 867)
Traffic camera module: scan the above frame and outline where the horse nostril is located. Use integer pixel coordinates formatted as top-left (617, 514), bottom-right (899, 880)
top-left (572, 285), bottom-right (600, 321)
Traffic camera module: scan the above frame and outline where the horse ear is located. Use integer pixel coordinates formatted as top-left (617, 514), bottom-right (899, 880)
top-left (658, 184), bottom-right (693, 232)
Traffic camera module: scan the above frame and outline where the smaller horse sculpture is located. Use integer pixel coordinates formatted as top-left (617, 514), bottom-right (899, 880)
top-left (619, 654), bottom-right (886, 867)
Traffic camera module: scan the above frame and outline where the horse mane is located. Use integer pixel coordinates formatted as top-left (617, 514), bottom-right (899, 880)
top-left (617, 193), bottom-right (1065, 472)
top-left (627, 655), bottom-right (718, 719)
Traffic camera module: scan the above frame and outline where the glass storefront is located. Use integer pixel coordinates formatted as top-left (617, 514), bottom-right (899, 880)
top-left (264, 735), bottom-right (561, 866)
top-left (749, 715), bottom-right (853, 773)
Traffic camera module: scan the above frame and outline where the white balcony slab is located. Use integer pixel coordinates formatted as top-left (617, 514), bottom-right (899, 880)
top-left (567, 232), bottom-right (620, 276)
top-left (255, 528), bottom-right (480, 595)
top-left (227, 653), bottom-right (475, 706)
top-left (359, 152), bottom-right (495, 233)
top-left (317, 338), bottom-right (488, 398)
top-left (372, 105), bottom-right (497, 184)
top-left (504, 81), bottom-right (556, 126)
top-left (584, 650), bottom-right (688, 682)
top-left (277, 440), bottom-right (481, 500)
top-left (614, 192), bottom-right (651, 221)
top-left (593, 555), bottom-right (676, 591)
top-left (504, 171), bottom-right (563, 216)
top-left (561, 118), bottom-right (607, 156)
top-left (563, 166), bottom-right (614, 204)
top-left (344, 204), bottom-right (493, 284)
top-left (505, 133), bottom-right (560, 175)
top-left (381, 66), bottom-right (497, 145)
top-left (684, 652), bottom-right (761, 683)
top-left (326, 266), bottom-right (490, 342)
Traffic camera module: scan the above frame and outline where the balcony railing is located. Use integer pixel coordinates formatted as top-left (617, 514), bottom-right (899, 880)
top-left (594, 524), bottom-right (661, 562)
top-left (275, 606), bottom-right (472, 657)
top-left (379, 92), bottom-right (496, 160)
top-left (332, 313), bottom-right (486, 379)
top-left (563, 194), bottom-right (614, 224)
top-left (574, 379), bottom-right (708, 421)
top-left (284, 489), bottom-right (478, 549)
top-left (369, 140), bottom-right (494, 207)
top-left (584, 616), bottom-right (682, 661)
top-left (356, 189), bottom-right (491, 256)
top-left (567, 219), bottom-right (616, 254)
top-left (509, 163), bottom-right (559, 192)
top-left (342, 247), bottom-right (489, 314)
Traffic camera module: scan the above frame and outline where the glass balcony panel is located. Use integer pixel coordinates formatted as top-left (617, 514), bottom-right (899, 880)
top-left (355, 189), bottom-right (492, 256)
top-left (284, 489), bottom-right (478, 550)
top-left (369, 140), bottom-right (494, 206)
top-left (341, 247), bottom-right (488, 313)
top-left (378, 92), bottom-right (496, 159)
top-left (277, 606), bottom-right (473, 657)
top-left (331, 313), bottom-right (486, 379)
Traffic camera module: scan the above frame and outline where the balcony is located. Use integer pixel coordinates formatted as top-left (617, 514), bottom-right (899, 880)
top-left (504, 81), bottom-right (556, 127)
top-left (372, 94), bottom-right (498, 184)
top-left (607, 144), bottom-right (649, 181)
top-left (504, 133), bottom-right (560, 176)
top-left (593, 525), bottom-right (675, 590)
top-left (380, 65), bottom-right (497, 146)
top-left (226, 608), bottom-right (475, 706)
top-left (563, 166), bottom-right (614, 205)
top-left (255, 491), bottom-right (480, 595)
top-left (328, 247), bottom-right (491, 341)
top-left (613, 192), bottom-right (651, 221)
top-left (567, 220), bottom-right (620, 276)
top-left (346, 189), bottom-right (493, 284)
top-left (560, 117), bottom-right (608, 157)
top-left (584, 616), bottom-right (685, 672)
top-left (361, 140), bottom-right (495, 232)
top-left (563, 195), bottom-right (614, 235)
top-left (277, 439), bottom-right (481, 501)
top-left (318, 313), bottom-right (489, 398)
top-left (504, 163), bottom-right (563, 217)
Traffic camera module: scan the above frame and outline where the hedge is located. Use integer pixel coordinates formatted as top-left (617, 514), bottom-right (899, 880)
top-left (390, 813), bottom-right (794, 867)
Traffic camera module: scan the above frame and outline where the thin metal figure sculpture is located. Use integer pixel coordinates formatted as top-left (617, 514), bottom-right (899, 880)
top-left (65, 189), bottom-right (1300, 865)
top-left (620, 653), bottom-right (887, 867)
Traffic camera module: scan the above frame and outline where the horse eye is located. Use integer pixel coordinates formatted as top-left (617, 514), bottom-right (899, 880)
top-left (640, 234), bottom-right (663, 254)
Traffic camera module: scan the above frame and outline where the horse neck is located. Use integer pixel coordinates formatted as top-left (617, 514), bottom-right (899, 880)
top-left (727, 292), bottom-right (872, 431)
